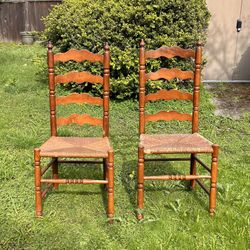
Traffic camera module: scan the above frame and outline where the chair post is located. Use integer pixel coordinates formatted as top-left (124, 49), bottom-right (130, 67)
top-left (107, 150), bottom-right (114, 223)
top-left (190, 153), bottom-right (196, 188)
top-left (139, 39), bottom-right (146, 135)
top-left (192, 41), bottom-right (202, 134)
top-left (103, 42), bottom-right (110, 138)
top-left (209, 144), bottom-right (219, 216)
top-left (34, 148), bottom-right (42, 217)
top-left (52, 158), bottom-right (59, 189)
top-left (137, 145), bottom-right (144, 220)
top-left (48, 41), bottom-right (57, 136)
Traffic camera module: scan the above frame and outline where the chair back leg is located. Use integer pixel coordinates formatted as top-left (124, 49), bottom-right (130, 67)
top-left (137, 146), bottom-right (144, 220)
top-left (34, 148), bottom-right (42, 217)
top-left (107, 150), bottom-right (114, 223)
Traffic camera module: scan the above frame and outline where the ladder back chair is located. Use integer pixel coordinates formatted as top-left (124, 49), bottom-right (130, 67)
top-left (34, 42), bottom-right (114, 222)
top-left (137, 40), bottom-right (219, 220)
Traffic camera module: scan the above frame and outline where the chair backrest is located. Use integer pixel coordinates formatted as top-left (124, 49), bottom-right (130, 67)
top-left (47, 42), bottom-right (110, 137)
top-left (139, 40), bottom-right (202, 135)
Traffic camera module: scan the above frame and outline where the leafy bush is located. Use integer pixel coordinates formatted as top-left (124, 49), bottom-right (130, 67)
top-left (43, 0), bottom-right (210, 99)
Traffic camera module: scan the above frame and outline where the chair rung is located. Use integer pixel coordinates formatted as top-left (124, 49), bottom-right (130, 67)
top-left (41, 179), bottom-right (108, 184)
top-left (41, 158), bottom-right (56, 176)
top-left (58, 160), bottom-right (103, 164)
top-left (194, 156), bottom-right (211, 173)
top-left (42, 183), bottom-right (53, 198)
top-left (144, 175), bottom-right (211, 181)
top-left (145, 157), bottom-right (190, 162)
top-left (196, 179), bottom-right (210, 195)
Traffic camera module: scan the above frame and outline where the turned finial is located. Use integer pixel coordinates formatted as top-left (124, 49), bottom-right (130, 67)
top-left (48, 41), bottom-right (53, 50)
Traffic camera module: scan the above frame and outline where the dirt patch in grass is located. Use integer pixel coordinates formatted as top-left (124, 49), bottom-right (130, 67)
top-left (204, 82), bottom-right (250, 119)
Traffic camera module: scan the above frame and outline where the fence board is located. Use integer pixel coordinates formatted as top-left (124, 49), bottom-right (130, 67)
top-left (0, 0), bottom-right (61, 41)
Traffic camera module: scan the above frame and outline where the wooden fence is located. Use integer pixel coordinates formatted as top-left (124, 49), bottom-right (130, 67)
top-left (0, 0), bottom-right (61, 41)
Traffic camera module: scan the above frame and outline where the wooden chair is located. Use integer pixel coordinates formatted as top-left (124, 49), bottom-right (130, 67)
top-left (137, 40), bottom-right (219, 220)
top-left (34, 42), bottom-right (114, 222)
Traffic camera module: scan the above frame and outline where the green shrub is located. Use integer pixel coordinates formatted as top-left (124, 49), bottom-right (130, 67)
top-left (42, 0), bottom-right (210, 99)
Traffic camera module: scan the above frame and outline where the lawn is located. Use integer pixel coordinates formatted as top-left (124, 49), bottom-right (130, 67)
top-left (0, 43), bottom-right (249, 250)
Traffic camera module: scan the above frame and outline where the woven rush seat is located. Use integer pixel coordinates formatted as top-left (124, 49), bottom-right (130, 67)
top-left (40, 136), bottom-right (111, 158)
top-left (140, 133), bottom-right (213, 154)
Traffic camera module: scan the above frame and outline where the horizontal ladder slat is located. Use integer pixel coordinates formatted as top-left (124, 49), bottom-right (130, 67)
top-left (145, 111), bottom-right (192, 122)
top-left (54, 49), bottom-right (104, 63)
top-left (144, 175), bottom-right (211, 181)
top-left (41, 179), bottom-right (108, 184)
top-left (145, 46), bottom-right (195, 59)
top-left (194, 156), bottom-right (211, 173)
top-left (57, 113), bottom-right (103, 127)
top-left (145, 157), bottom-right (190, 162)
top-left (146, 68), bottom-right (194, 81)
top-left (55, 71), bottom-right (103, 85)
top-left (56, 93), bottom-right (103, 106)
top-left (145, 89), bottom-right (193, 102)
top-left (58, 160), bottom-right (103, 164)
top-left (196, 179), bottom-right (210, 195)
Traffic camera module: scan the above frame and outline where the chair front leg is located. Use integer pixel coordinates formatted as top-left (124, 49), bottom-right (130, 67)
top-left (52, 157), bottom-right (59, 189)
top-left (137, 146), bottom-right (144, 220)
top-left (107, 151), bottom-right (114, 223)
top-left (34, 148), bottom-right (42, 217)
top-left (209, 144), bottom-right (219, 216)
top-left (103, 158), bottom-right (108, 190)
top-left (190, 153), bottom-right (196, 188)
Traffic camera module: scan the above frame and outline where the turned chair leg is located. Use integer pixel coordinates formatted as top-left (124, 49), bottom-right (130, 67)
top-left (103, 158), bottom-right (108, 190)
top-left (209, 144), bottom-right (219, 216)
top-left (190, 153), bottom-right (196, 189)
top-left (107, 151), bottom-right (114, 223)
top-left (52, 157), bottom-right (59, 189)
top-left (137, 146), bottom-right (144, 220)
top-left (34, 148), bottom-right (42, 217)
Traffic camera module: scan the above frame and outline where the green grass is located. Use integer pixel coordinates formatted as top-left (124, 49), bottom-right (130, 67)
top-left (0, 43), bottom-right (249, 250)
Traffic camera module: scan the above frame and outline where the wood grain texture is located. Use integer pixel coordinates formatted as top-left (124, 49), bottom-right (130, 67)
top-left (55, 71), bottom-right (103, 85)
top-left (145, 46), bottom-right (195, 59)
top-left (56, 93), bottom-right (103, 106)
top-left (57, 113), bottom-right (103, 127)
top-left (145, 111), bottom-right (192, 122)
top-left (54, 49), bottom-right (104, 63)
top-left (145, 89), bottom-right (193, 102)
top-left (146, 68), bottom-right (194, 81)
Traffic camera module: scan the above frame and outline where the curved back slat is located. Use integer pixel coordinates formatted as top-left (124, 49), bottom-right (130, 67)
top-left (145, 46), bottom-right (195, 59)
top-left (54, 49), bottom-right (104, 63)
top-left (56, 93), bottom-right (103, 106)
top-left (139, 40), bottom-right (202, 134)
top-left (146, 68), bottom-right (194, 81)
top-left (145, 89), bottom-right (193, 102)
top-left (57, 113), bottom-right (103, 127)
top-left (55, 71), bottom-right (103, 85)
top-left (145, 111), bottom-right (192, 122)
top-left (47, 42), bottom-right (110, 135)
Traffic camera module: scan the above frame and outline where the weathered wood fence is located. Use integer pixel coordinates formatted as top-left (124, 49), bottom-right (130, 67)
top-left (0, 0), bottom-right (61, 41)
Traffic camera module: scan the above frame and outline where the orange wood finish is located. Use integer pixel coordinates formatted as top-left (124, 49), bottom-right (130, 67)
top-left (57, 113), bottom-right (103, 127)
top-left (145, 46), bottom-right (195, 59)
top-left (146, 68), bottom-right (194, 81)
top-left (54, 49), bottom-right (104, 63)
top-left (137, 41), bottom-right (219, 219)
top-left (56, 93), bottom-right (103, 106)
top-left (55, 71), bottom-right (103, 85)
top-left (145, 89), bottom-right (193, 102)
top-left (145, 111), bottom-right (192, 122)
top-left (34, 42), bottom-right (114, 222)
